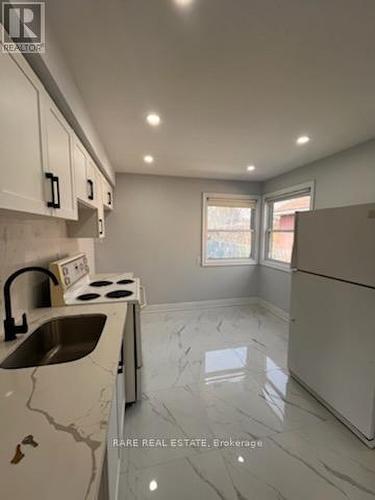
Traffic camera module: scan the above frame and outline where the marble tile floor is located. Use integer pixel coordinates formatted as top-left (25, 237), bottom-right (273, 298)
top-left (118, 304), bottom-right (375, 499)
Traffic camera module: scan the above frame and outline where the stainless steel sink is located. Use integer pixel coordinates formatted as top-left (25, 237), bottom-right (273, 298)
top-left (1, 314), bottom-right (107, 369)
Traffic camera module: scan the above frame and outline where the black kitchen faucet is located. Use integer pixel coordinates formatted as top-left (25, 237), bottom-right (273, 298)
top-left (3, 267), bottom-right (58, 341)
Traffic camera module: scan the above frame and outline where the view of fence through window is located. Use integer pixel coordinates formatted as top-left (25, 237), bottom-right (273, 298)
top-left (267, 195), bottom-right (311, 263)
top-left (207, 205), bottom-right (253, 260)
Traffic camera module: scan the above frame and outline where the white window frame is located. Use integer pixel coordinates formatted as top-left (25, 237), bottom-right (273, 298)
top-left (202, 192), bottom-right (260, 267)
top-left (260, 181), bottom-right (315, 272)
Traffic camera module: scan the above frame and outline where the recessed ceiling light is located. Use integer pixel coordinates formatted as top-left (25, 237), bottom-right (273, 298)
top-left (246, 165), bottom-right (256, 172)
top-left (144, 155), bottom-right (154, 164)
top-left (146, 113), bottom-right (161, 126)
top-left (174, 0), bottom-right (193, 6)
top-left (296, 135), bottom-right (310, 145)
top-left (149, 480), bottom-right (158, 491)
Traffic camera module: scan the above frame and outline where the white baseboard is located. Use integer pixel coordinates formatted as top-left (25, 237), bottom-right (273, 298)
top-left (142, 296), bottom-right (258, 314)
top-left (142, 296), bottom-right (289, 322)
top-left (257, 298), bottom-right (290, 322)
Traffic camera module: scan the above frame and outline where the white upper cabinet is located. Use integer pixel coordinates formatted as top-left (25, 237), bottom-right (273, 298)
top-left (67, 164), bottom-right (108, 239)
top-left (41, 96), bottom-right (77, 220)
top-left (0, 50), bottom-right (51, 216)
top-left (73, 136), bottom-right (88, 203)
top-left (73, 136), bottom-right (97, 209)
top-left (95, 168), bottom-right (106, 239)
top-left (103, 177), bottom-right (114, 211)
top-left (0, 49), bottom-right (77, 220)
top-left (86, 158), bottom-right (99, 208)
top-left (0, 47), bottom-right (114, 233)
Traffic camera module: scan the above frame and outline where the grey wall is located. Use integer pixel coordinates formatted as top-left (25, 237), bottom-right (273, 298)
top-left (95, 174), bottom-right (261, 304)
top-left (258, 266), bottom-right (292, 313)
top-left (259, 139), bottom-right (375, 312)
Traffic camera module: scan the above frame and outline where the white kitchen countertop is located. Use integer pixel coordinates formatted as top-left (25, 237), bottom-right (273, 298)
top-left (0, 301), bottom-right (127, 500)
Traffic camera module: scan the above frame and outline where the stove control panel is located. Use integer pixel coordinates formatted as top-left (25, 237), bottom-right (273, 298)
top-left (60, 257), bottom-right (88, 287)
top-left (49, 254), bottom-right (89, 306)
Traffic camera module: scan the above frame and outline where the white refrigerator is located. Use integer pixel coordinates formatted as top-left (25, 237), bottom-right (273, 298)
top-left (289, 202), bottom-right (375, 447)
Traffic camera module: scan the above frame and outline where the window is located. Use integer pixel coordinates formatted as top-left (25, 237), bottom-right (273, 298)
top-left (202, 193), bottom-right (259, 266)
top-left (262, 183), bottom-right (314, 270)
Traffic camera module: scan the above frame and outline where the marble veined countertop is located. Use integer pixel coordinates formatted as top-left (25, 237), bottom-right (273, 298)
top-left (0, 301), bottom-right (127, 500)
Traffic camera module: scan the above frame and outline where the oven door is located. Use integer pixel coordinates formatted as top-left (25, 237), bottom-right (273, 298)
top-left (124, 302), bottom-right (142, 403)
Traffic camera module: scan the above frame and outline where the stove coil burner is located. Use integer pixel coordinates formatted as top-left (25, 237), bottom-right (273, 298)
top-left (90, 280), bottom-right (113, 287)
top-left (106, 290), bottom-right (133, 299)
top-left (116, 279), bottom-right (135, 285)
top-left (77, 293), bottom-right (101, 301)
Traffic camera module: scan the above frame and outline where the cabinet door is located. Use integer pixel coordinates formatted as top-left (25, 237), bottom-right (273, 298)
top-left (95, 168), bottom-right (106, 238)
top-left (0, 51), bottom-right (50, 216)
top-left (42, 97), bottom-right (77, 220)
top-left (67, 164), bottom-right (105, 239)
top-left (98, 204), bottom-right (106, 238)
top-left (73, 138), bottom-right (88, 203)
top-left (103, 178), bottom-right (114, 210)
top-left (73, 138), bottom-right (99, 209)
top-left (86, 159), bottom-right (98, 208)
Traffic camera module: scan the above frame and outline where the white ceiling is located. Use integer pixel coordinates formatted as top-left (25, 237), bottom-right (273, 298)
top-left (46, 0), bottom-right (375, 181)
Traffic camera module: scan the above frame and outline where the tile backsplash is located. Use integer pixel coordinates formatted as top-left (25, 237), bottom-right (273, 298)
top-left (0, 211), bottom-right (94, 328)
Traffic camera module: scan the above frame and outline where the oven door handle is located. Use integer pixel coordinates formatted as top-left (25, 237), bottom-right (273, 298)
top-left (118, 341), bottom-right (124, 374)
top-left (134, 305), bottom-right (142, 369)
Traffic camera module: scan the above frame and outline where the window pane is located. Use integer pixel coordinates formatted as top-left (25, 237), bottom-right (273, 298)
top-left (272, 195), bottom-right (310, 230)
top-left (207, 231), bottom-right (251, 259)
top-left (207, 206), bottom-right (251, 230)
top-left (268, 231), bottom-right (294, 263)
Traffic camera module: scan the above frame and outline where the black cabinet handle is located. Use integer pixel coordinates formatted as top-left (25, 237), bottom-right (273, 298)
top-left (87, 179), bottom-right (94, 200)
top-left (45, 172), bottom-right (60, 209)
top-left (99, 218), bottom-right (104, 235)
top-left (46, 172), bottom-right (55, 208)
top-left (108, 191), bottom-right (112, 206)
top-left (54, 175), bottom-right (61, 209)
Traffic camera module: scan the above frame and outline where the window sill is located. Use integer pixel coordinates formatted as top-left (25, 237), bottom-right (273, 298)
top-left (260, 260), bottom-right (292, 273)
top-left (202, 259), bottom-right (258, 267)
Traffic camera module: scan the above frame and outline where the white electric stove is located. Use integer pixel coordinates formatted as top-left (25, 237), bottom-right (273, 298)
top-left (49, 253), bottom-right (141, 306)
top-left (49, 253), bottom-right (143, 403)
